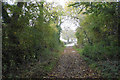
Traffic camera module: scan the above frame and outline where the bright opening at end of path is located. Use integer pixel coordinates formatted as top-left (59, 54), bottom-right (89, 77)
top-left (46, 0), bottom-right (79, 46)
top-left (60, 16), bottom-right (79, 47)
top-left (45, 0), bottom-right (79, 47)
top-left (47, 0), bottom-right (79, 47)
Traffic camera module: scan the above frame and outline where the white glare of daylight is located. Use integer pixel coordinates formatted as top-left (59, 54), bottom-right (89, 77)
top-left (46, 0), bottom-right (68, 8)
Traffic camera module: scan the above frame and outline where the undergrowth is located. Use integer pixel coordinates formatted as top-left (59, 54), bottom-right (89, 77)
top-left (74, 45), bottom-right (120, 78)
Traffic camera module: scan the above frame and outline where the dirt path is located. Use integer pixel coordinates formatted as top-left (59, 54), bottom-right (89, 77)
top-left (47, 46), bottom-right (100, 78)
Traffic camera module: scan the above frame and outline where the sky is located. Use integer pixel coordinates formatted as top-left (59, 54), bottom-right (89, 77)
top-left (61, 16), bottom-right (79, 31)
top-left (46, 0), bottom-right (79, 42)
top-left (6, 0), bottom-right (68, 7)
top-left (46, 0), bottom-right (79, 30)
top-left (46, 0), bottom-right (68, 8)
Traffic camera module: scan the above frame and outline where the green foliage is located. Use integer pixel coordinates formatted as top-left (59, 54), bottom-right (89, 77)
top-left (2, 2), bottom-right (64, 78)
top-left (82, 43), bottom-right (120, 60)
top-left (73, 2), bottom-right (120, 78)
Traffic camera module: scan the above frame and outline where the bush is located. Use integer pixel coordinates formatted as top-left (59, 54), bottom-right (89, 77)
top-left (82, 42), bottom-right (120, 61)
